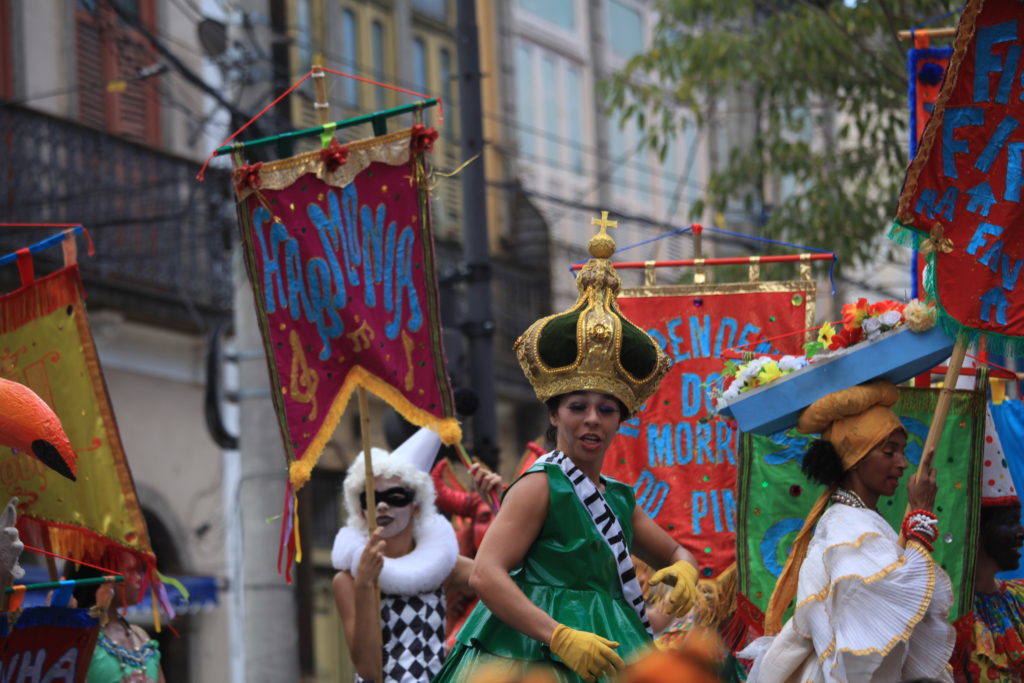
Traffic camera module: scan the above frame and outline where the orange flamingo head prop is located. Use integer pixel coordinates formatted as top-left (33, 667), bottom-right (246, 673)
top-left (0, 377), bottom-right (77, 481)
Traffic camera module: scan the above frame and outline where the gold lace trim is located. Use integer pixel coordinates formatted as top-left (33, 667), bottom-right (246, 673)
top-left (234, 128), bottom-right (413, 199)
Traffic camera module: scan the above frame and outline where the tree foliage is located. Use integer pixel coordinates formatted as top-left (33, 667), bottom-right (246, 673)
top-left (606, 0), bottom-right (959, 269)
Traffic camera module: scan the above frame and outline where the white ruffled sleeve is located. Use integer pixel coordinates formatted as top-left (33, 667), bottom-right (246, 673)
top-left (792, 507), bottom-right (954, 682)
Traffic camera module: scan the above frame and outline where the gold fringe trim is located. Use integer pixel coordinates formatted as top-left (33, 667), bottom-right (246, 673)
top-left (694, 562), bottom-right (738, 628)
top-left (287, 364), bottom-right (461, 490)
top-left (642, 560), bottom-right (738, 631)
top-left (20, 516), bottom-right (155, 572)
top-left (0, 266), bottom-right (84, 334)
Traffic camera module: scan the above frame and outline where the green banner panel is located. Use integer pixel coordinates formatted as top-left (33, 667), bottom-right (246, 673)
top-left (737, 387), bottom-right (984, 627)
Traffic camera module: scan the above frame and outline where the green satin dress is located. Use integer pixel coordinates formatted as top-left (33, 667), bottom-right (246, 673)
top-left (433, 461), bottom-right (651, 682)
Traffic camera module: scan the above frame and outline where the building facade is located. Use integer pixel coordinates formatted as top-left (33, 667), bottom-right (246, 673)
top-left (484, 0), bottom-right (713, 311)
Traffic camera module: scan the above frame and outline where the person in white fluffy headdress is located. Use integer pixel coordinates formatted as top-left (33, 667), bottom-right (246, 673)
top-left (331, 427), bottom-right (472, 683)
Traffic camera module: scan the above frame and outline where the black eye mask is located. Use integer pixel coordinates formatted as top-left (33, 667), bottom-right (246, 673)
top-left (360, 486), bottom-right (415, 509)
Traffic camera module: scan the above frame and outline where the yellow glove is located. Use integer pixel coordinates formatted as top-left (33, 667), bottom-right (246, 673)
top-left (549, 623), bottom-right (624, 682)
top-left (647, 560), bottom-right (699, 617)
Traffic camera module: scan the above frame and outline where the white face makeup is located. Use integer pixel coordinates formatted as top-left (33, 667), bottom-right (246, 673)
top-left (362, 476), bottom-right (417, 539)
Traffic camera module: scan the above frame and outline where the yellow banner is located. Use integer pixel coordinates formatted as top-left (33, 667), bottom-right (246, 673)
top-left (0, 265), bottom-right (153, 572)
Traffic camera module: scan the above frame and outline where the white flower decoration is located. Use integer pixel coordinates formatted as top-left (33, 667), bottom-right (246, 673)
top-left (904, 299), bottom-right (937, 332)
top-left (862, 317), bottom-right (882, 337)
top-left (878, 310), bottom-right (903, 327)
top-left (778, 355), bottom-right (807, 372)
top-left (738, 362), bottom-right (761, 382)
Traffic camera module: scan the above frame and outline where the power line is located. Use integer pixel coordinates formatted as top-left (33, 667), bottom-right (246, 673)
top-left (270, 18), bottom-right (705, 187)
top-left (8, 5), bottom-right (711, 234)
top-left (481, 110), bottom-right (705, 192)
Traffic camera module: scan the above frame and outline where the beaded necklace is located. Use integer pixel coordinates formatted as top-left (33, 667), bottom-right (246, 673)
top-left (97, 617), bottom-right (158, 682)
top-left (829, 487), bottom-right (869, 509)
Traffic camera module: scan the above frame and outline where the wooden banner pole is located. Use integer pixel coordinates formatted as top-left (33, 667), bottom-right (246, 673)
top-left (357, 387), bottom-right (384, 682)
top-left (311, 65), bottom-right (331, 127)
top-left (897, 27), bottom-right (956, 41)
top-left (898, 333), bottom-right (968, 544)
top-left (918, 333), bottom-right (969, 472)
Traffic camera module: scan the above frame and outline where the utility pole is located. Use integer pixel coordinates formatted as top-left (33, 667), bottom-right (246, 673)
top-left (227, 3), bottom-right (299, 681)
top-left (235, 282), bottom-right (300, 683)
top-left (455, 0), bottom-right (498, 470)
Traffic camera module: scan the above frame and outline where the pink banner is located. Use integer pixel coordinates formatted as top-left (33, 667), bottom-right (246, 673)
top-left (234, 128), bottom-right (460, 493)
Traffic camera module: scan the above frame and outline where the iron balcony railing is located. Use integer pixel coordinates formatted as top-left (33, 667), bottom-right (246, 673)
top-left (0, 104), bottom-right (235, 330)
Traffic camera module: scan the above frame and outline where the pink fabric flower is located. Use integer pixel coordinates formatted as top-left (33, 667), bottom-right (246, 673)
top-left (411, 124), bottom-right (440, 154)
top-left (320, 140), bottom-right (350, 173)
top-left (234, 162), bottom-right (263, 193)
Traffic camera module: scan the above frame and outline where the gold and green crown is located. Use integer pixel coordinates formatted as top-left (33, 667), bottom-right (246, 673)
top-left (513, 212), bottom-right (669, 414)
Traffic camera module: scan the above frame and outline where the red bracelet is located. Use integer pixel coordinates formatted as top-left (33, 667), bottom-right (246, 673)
top-left (905, 530), bottom-right (934, 553)
top-left (901, 509), bottom-right (938, 543)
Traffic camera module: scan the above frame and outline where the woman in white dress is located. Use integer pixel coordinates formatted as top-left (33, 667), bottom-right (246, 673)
top-left (739, 381), bottom-right (955, 682)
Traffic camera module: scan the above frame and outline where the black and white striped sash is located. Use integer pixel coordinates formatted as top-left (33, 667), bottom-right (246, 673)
top-left (538, 451), bottom-right (652, 636)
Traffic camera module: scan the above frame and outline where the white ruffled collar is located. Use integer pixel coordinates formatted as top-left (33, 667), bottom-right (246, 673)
top-left (330, 513), bottom-right (458, 595)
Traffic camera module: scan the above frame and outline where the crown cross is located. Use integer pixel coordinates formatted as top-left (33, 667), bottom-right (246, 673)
top-left (591, 210), bottom-right (618, 236)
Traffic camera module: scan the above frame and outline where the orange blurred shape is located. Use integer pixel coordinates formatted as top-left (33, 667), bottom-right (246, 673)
top-left (0, 377), bottom-right (77, 480)
top-left (463, 661), bottom-right (560, 683)
top-left (624, 628), bottom-right (724, 683)
top-left (622, 651), bottom-right (721, 683)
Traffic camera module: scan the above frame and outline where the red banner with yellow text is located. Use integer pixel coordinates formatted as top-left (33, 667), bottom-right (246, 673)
top-left (601, 282), bottom-right (814, 579)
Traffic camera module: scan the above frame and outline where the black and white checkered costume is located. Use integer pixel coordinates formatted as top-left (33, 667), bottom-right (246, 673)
top-left (333, 512), bottom-right (459, 683)
top-left (355, 587), bottom-right (446, 683)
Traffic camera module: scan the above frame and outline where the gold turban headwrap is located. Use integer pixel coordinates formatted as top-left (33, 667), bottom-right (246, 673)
top-left (763, 380), bottom-right (905, 635)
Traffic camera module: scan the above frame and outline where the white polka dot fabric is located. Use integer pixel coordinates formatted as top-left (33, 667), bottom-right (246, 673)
top-left (982, 405), bottom-right (1019, 505)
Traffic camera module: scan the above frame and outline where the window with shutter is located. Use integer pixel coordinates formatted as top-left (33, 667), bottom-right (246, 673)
top-left (74, 0), bottom-right (160, 147)
top-left (0, 0), bottom-right (12, 99)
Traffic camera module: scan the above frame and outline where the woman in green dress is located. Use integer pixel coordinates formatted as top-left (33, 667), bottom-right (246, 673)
top-left (434, 220), bottom-right (700, 683)
top-left (67, 562), bottom-right (165, 683)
